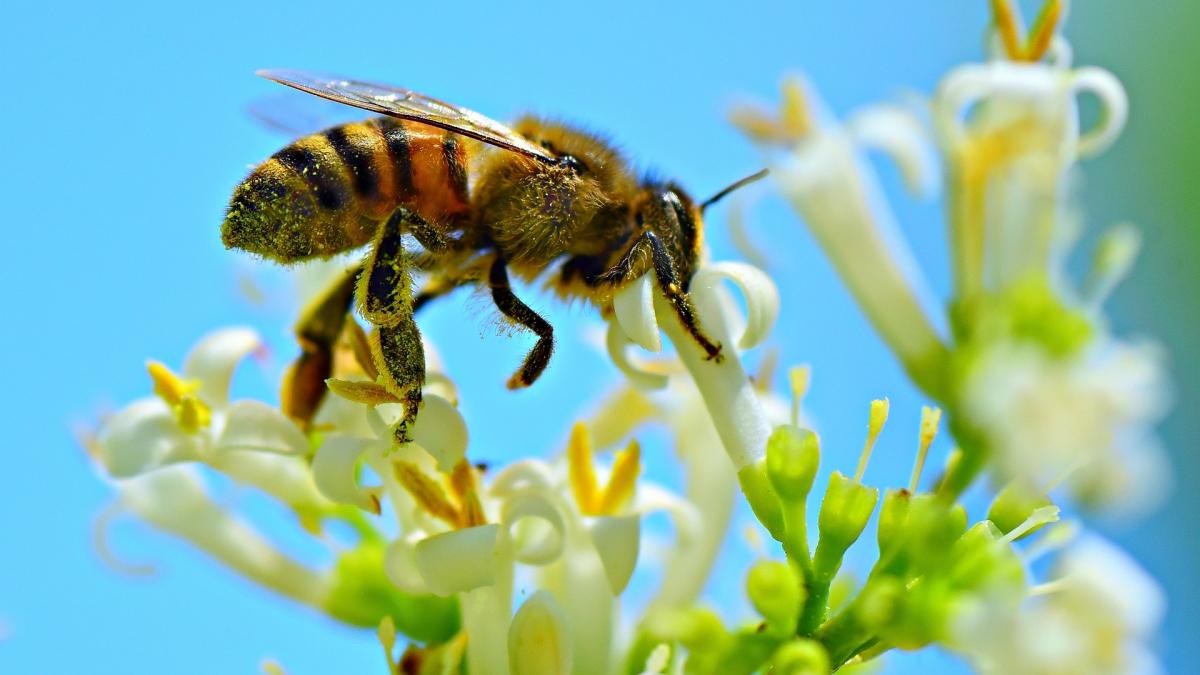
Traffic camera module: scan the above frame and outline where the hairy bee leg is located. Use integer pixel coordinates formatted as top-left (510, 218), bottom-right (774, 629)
top-left (282, 266), bottom-right (359, 425)
top-left (638, 232), bottom-right (724, 363)
top-left (390, 204), bottom-right (462, 254)
top-left (359, 210), bottom-right (425, 444)
top-left (488, 255), bottom-right (555, 389)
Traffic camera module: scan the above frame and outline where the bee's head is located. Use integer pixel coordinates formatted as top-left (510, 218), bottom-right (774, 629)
top-left (477, 117), bottom-right (636, 263)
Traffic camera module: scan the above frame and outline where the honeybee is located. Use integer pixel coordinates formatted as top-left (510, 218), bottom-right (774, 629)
top-left (223, 70), bottom-right (763, 440)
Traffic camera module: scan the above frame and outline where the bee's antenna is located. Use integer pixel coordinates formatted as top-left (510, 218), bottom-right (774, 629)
top-left (700, 168), bottom-right (770, 214)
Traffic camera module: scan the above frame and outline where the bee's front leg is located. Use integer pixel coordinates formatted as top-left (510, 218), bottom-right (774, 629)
top-left (488, 254), bottom-right (555, 389)
top-left (359, 207), bottom-right (426, 444)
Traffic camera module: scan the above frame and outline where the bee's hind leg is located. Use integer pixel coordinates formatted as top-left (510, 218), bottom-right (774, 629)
top-left (488, 255), bottom-right (555, 389)
top-left (282, 265), bottom-right (359, 426)
top-left (359, 207), bottom-right (426, 444)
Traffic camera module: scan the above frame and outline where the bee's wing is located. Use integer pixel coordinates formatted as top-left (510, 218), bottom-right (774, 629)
top-left (246, 91), bottom-right (369, 137)
top-left (257, 69), bottom-right (557, 162)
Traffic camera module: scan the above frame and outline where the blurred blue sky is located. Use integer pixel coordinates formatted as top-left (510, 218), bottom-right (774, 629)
top-left (1, 1), bottom-right (1195, 673)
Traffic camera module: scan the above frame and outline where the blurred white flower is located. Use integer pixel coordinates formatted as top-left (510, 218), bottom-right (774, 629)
top-left (963, 338), bottom-right (1169, 512)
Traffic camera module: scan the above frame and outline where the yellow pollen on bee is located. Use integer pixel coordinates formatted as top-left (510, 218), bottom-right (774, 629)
top-left (567, 422), bottom-right (643, 516)
top-left (990, 0), bottom-right (1063, 63)
top-left (146, 360), bottom-right (211, 432)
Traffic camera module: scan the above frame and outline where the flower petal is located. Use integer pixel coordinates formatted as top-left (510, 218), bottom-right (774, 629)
top-left (415, 524), bottom-right (505, 596)
top-left (383, 534), bottom-right (429, 595)
top-left (410, 393), bottom-right (468, 472)
top-left (605, 320), bottom-right (669, 391)
top-left (587, 514), bottom-right (640, 595)
top-left (215, 400), bottom-right (308, 456)
top-left (691, 262), bottom-right (780, 350)
top-left (500, 489), bottom-right (568, 566)
top-left (181, 327), bottom-right (262, 408)
top-left (98, 398), bottom-right (204, 478)
top-left (509, 591), bottom-right (572, 675)
top-left (848, 104), bottom-right (939, 199)
top-left (613, 272), bottom-right (662, 352)
top-left (311, 434), bottom-right (379, 513)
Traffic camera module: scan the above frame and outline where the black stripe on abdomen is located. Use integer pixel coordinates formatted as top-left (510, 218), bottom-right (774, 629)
top-left (272, 145), bottom-right (350, 211)
top-left (324, 126), bottom-right (379, 200)
top-left (375, 118), bottom-right (415, 200)
top-left (442, 133), bottom-right (469, 204)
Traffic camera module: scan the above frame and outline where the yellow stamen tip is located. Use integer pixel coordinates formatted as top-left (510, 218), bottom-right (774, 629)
top-left (789, 365), bottom-right (812, 403)
top-left (910, 406), bottom-right (943, 492)
top-left (177, 395), bottom-right (212, 433)
top-left (394, 461), bottom-right (460, 526)
top-left (855, 398), bottom-right (890, 482)
top-left (780, 76), bottom-right (813, 140)
top-left (147, 360), bottom-right (193, 406)
top-left (567, 422), bottom-right (601, 515)
top-left (599, 438), bottom-right (642, 515)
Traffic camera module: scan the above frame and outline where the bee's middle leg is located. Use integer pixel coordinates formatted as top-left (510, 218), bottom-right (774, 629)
top-left (359, 208), bottom-right (427, 444)
top-left (282, 265), bottom-right (359, 426)
top-left (488, 255), bottom-right (555, 389)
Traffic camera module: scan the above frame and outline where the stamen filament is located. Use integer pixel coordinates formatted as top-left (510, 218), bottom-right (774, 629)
top-left (855, 398), bottom-right (890, 482)
top-left (908, 406), bottom-right (942, 492)
top-left (789, 365), bottom-right (812, 427)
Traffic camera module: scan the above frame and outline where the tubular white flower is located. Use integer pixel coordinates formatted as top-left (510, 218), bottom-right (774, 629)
top-left (118, 465), bottom-right (331, 607)
top-left (605, 321), bottom-right (670, 391)
top-left (509, 591), bottom-right (572, 675)
top-left (847, 104), bottom-right (940, 199)
top-left (934, 59), bottom-right (1128, 296)
top-left (765, 80), bottom-right (948, 395)
top-left (613, 271), bottom-right (663, 353)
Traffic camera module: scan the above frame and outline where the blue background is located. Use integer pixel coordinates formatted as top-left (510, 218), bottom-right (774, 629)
top-left (2, 1), bottom-right (1196, 673)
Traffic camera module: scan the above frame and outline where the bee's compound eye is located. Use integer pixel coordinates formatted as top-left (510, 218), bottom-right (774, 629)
top-left (558, 154), bottom-right (587, 174)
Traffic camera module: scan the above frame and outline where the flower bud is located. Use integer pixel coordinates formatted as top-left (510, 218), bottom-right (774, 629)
top-left (814, 472), bottom-right (879, 580)
top-left (766, 425), bottom-right (821, 503)
top-left (877, 488), bottom-right (912, 555)
top-left (738, 460), bottom-right (785, 539)
top-left (746, 560), bottom-right (803, 635)
top-left (987, 482), bottom-right (1054, 539)
top-left (771, 639), bottom-right (831, 675)
top-left (324, 541), bottom-right (460, 643)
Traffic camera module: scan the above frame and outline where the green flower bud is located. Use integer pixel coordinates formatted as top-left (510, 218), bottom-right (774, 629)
top-left (746, 560), bottom-right (804, 635)
top-left (738, 459), bottom-right (785, 539)
top-left (877, 488), bottom-right (912, 555)
top-left (814, 472), bottom-right (879, 580)
top-left (767, 425), bottom-right (821, 502)
top-left (324, 541), bottom-right (460, 643)
top-left (988, 482), bottom-right (1054, 539)
top-left (771, 639), bottom-right (831, 675)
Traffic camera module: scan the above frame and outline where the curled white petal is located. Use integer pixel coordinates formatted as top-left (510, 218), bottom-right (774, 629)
top-left (587, 515), bottom-right (640, 595)
top-left (613, 272), bottom-right (662, 352)
top-left (384, 534), bottom-right (429, 595)
top-left (311, 434), bottom-right (378, 512)
top-left (509, 590), bottom-right (572, 675)
top-left (214, 400), bottom-right (308, 456)
top-left (691, 262), bottom-right (779, 350)
top-left (489, 459), bottom-right (557, 498)
top-left (848, 104), bottom-right (939, 198)
top-left (410, 393), bottom-right (468, 472)
top-left (208, 451), bottom-right (326, 509)
top-left (415, 524), bottom-right (505, 596)
top-left (500, 489), bottom-right (568, 566)
top-left (605, 320), bottom-right (669, 391)
top-left (181, 327), bottom-right (261, 408)
top-left (634, 483), bottom-right (702, 546)
top-left (1071, 66), bottom-right (1128, 157)
top-left (98, 398), bottom-right (204, 478)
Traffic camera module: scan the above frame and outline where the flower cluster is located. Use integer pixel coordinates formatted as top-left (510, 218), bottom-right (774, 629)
top-left (85, 1), bottom-right (1170, 673)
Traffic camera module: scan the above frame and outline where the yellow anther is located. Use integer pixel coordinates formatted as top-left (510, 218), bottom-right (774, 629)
top-left (449, 460), bottom-right (487, 527)
top-left (147, 360), bottom-right (194, 406)
top-left (345, 321), bottom-right (379, 380)
top-left (779, 77), bottom-right (813, 140)
top-left (909, 406), bottom-right (942, 492)
top-left (326, 378), bottom-right (400, 406)
top-left (789, 364), bottom-right (812, 426)
top-left (855, 398), bottom-right (890, 483)
top-left (177, 395), bottom-right (212, 433)
top-left (567, 422), bottom-right (602, 515)
top-left (598, 439), bottom-right (642, 515)
top-left (147, 360), bottom-right (211, 431)
top-left (394, 461), bottom-right (461, 527)
top-left (377, 616), bottom-right (398, 675)
top-left (990, 0), bottom-right (1063, 62)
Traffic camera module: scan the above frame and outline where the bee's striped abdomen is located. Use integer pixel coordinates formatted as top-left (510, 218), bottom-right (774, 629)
top-left (222, 117), bottom-right (472, 263)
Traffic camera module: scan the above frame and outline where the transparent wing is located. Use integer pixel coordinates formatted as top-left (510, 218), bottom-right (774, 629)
top-left (246, 91), bottom-right (369, 137)
top-left (257, 69), bottom-right (556, 162)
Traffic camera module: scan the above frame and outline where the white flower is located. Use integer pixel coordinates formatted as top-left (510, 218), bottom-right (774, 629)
top-left (94, 327), bottom-right (324, 510)
top-left (962, 338), bottom-right (1169, 512)
top-left (954, 534), bottom-right (1165, 675)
